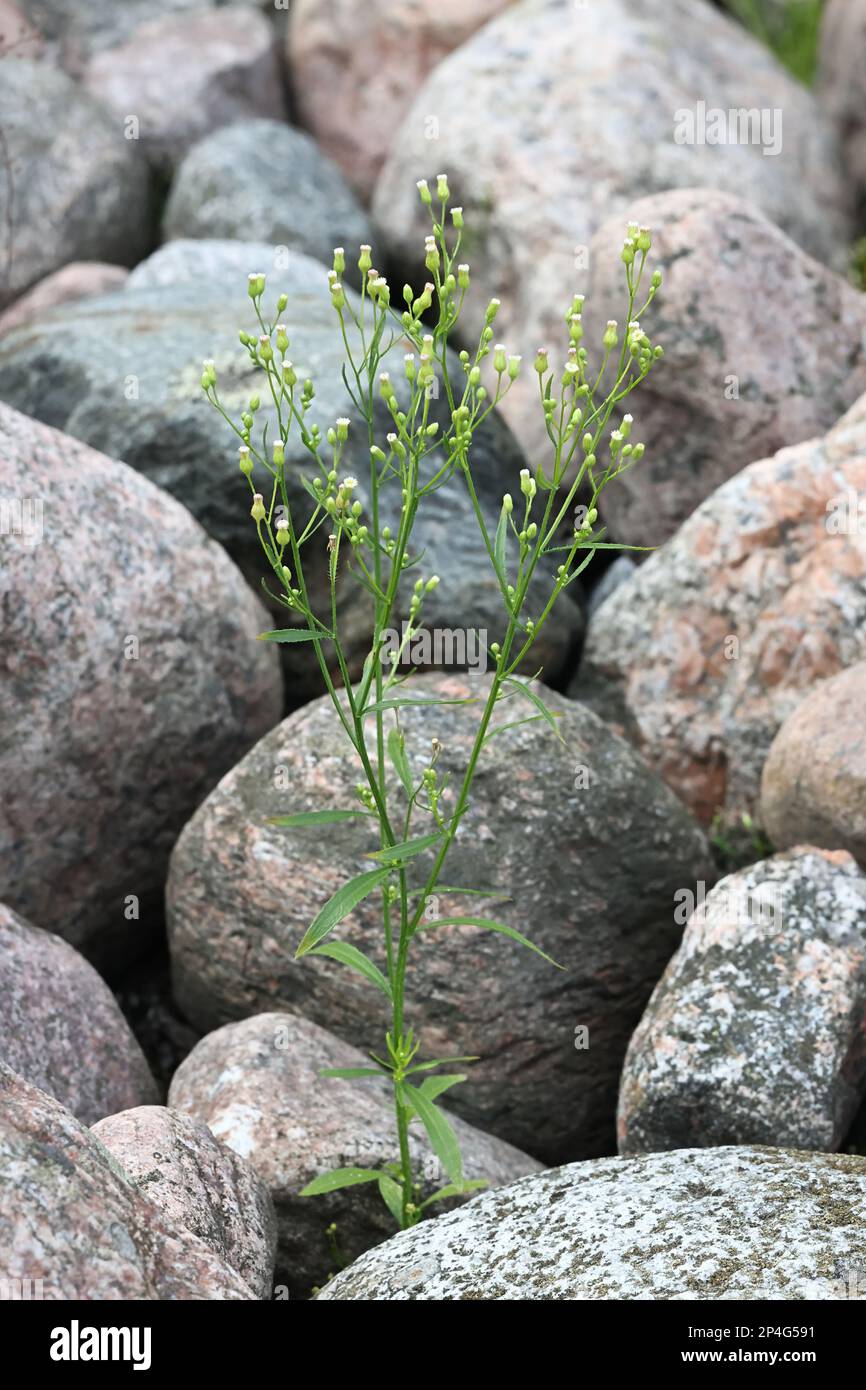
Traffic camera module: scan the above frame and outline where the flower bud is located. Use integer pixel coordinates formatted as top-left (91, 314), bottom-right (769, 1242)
top-left (275, 519), bottom-right (290, 547)
top-left (534, 348), bottom-right (549, 375)
top-left (333, 247), bottom-right (345, 276)
top-left (250, 493), bottom-right (266, 522)
top-left (436, 173), bottom-right (450, 201)
top-left (336, 417), bottom-right (350, 442)
top-left (493, 344), bottom-right (507, 374)
top-left (358, 244), bottom-right (372, 275)
top-left (636, 226), bottom-right (652, 252)
top-left (247, 272), bottom-right (265, 299)
top-left (283, 360), bottom-right (297, 387)
top-left (507, 355), bottom-right (521, 381)
top-left (503, 492), bottom-right (513, 513)
top-left (238, 446), bottom-right (252, 476)
top-left (603, 320), bottom-right (618, 350)
top-left (275, 324), bottom-right (289, 353)
top-left (330, 281), bottom-right (346, 310)
top-left (426, 575), bottom-right (440, 591)
top-left (273, 439), bottom-right (285, 467)
top-left (276, 293), bottom-right (288, 313)
top-left (417, 179), bottom-right (432, 206)
top-left (451, 206), bottom-right (464, 229)
top-left (485, 298), bottom-right (501, 324)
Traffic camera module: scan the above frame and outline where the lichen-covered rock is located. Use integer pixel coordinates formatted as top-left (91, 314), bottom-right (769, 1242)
top-left (0, 902), bottom-right (157, 1125)
top-left (168, 1012), bottom-right (541, 1296)
top-left (0, 59), bottom-right (151, 308)
top-left (575, 391), bottom-right (866, 826)
top-left (164, 119), bottom-right (372, 267)
top-left (761, 664), bottom-right (866, 869)
top-left (818, 0), bottom-right (866, 215)
top-left (84, 9), bottom-right (286, 174)
top-left (617, 849), bottom-right (866, 1156)
top-left (0, 260), bottom-right (578, 699)
top-left (286, 0), bottom-right (515, 201)
top-left (0, 1063), bottom-right (256, 1299)
top-left (167, 673), bottom-right (713, 1162)
top-left (91, 1105), bottom-right (277, 1298)
top-left (373, 0), bottom-right (852, 467)
top-left (584, 190), bottom-right (866, 548)
top-left (0, 262), bottom-right (128, 334)
top-left (317, 1145), bottom-right (866, 1300)
top-left (0, 404), bottom-right (282, 965)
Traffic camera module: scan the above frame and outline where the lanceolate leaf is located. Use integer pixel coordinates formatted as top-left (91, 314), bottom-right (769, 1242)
top-left (400, 1083), bottom-right (463, 1186)
top-left (300, 1167), bottom-right (384, 1197)
top-left (493, 496), bottom-right (509, 581)
top-left (386, 727), bottom-right (414, 796)
top-left (420, 1180), bottom-right (487, 1211)
top-left (320, 1067), bottom-right (384, 1080)
top-left (364, 696), bottom-right (479, 714)
top-left (377, 1175), bottom-right (404, 1224)
top-left (268, 809), bottom-right (374, 828)
top-left (257, 627), bottom-right (332, 643)
top-left (295, 866), bottom-right (391, 958)
top-left (369, 831), bottom-right (443, 865)
top-left (418, 915), bottom-right (563, 968)
top-left (418, 1073), bottom-right (467, 1102)
top-left (309, 940), bottom-right (392, 1000)
top-left (502, 677), bottom-right (564, 743)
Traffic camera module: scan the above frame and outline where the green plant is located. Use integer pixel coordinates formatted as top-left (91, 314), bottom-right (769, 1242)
top-left (201, 177), bottom-right (662, 1230)
top-left (720, 0), bottom-right (825, 85)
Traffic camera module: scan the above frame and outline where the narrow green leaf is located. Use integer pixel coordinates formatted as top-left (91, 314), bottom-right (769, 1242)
top-left (405, 1055), bottom-right (480, 1075)
top-left (483, 714), bottom-right (548, 746)
top-left (377, 1175), bottom-right (404, 1225)
top-left (419, 915), bottom-right (563, 969)
top-left (320, 1066), bottom-right (383, 1080)
top-left (300, 1167), bottom-right (384, 1196)
top-left (366, 695), bottom-right (478, 714)
top-left (369, 831), bottom-right (442, 865)
top-left (268, 809), bottom-right (374, 828)
top-left (401, 1084), bottom-right (463, 1185)
top-left (257, 627), bottom-right (331, 644)
top-left (493, 497), bottom-right (509, 580)
top-left (503, 677), bottom-right (565, 744)
top-left (433, 886), bottom-right (513, 902)
top-left (387, 727), bottom-right (414, 796)
top-left (419, 1073), bottom-right (467, 1102)
top-left (420, 1179), bottom-right (487, 1211)
top-left (295, 866), bottom-right (390, 958)
top-left (309, 940), bottom-right (392, 1000)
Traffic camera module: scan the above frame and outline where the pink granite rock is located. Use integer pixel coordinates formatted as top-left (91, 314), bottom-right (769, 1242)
top-left (0, 262), bottom-right (128, 334)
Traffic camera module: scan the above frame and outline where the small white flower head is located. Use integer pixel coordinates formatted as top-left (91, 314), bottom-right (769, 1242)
top-left (336, 417), bottom-right (350, 442)
top-left (340, 475), bottom-right (358, 491)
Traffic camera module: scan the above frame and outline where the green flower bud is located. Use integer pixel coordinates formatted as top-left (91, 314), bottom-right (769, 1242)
top-left (485, 298), bottom-right (501, 324)
top-left (436, 173), bottom-right (450, 201)
top-left (276, 293), bottom-right (288, 313)
top-left (333, 247), bottom-right (345, 276)
top-left (258, 336), bottom-right (273, 363)
top-left (336, 417), bottom-right (349, 442)
top-left (275, 324), bottom-right (289, 354)
top-left (451, 206), bottom-right (464, 228)
top-left (250, 493), bottom-right (266, 522)
top-left (426, 574), bottom-right (440, 591)
top-left (273, 439), bottom-right (285, 466)
top-left (417, 179), bottom-right (432, 206)
top-left (503, 493), bottom-right (513, 513)
top-left (238, 446), bottom-right (252, 476)
top-left (358, 244), bottom-right (372, 274)
top-left (493, 344), bottom-right (507, 374)
top-left (457, 263), bottom-right (470, 290)
top-left (282, 361), bottom-right (297, 387)
top-left (249, 395), bottom-right (260, 412)
top-left (507, 355), bottom-right (522, 381)
top-left (275, 520), bottom-right (290, 547)
top-left (636, 226), bottom-right (652, 252)
top-left (247, 272), bottom-right (265, 299)
top-left (534, 348), bottom-right (549, 375)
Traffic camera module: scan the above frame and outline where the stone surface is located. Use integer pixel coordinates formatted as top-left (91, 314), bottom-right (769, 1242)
top-left (761, 664), bottom-right (866, 868)
top-left (818, 0), bottom-right (866, 215)
top-left (0, 257), bottom-right (579, 699)
top-left (167, 672), bottom-right (712, 1162)
top-left (164, 119), bottom-right (372, 268)
top-left (92, 1105), bottom-right (277, 1298)
top-left (0, 902), bottom-right (158, 1125)
top-left (618, 849), bottom-right (866, 1156)
top-left (584, 190), bottom-right (866, 548)
top-left (576, 391), bottom-right (866, 827)
top-left (286, 0), bottom-right (516, 201)
top-left (13, 0), bottom-right (211, 73)
top-left (317, 1145), bottom-right (866, 1300)
top-left (0, 59), bottom-right (151, 308)
top-left (0, 1062), bottom-right (256, 1298)
top-left (125, 237), bottom-right (282, 290)
top-left (0, 404), bottom-right (282, 965)
top-left (0, 261), bottom-right (128, 333)
top-left (587, 555), bottom-right (636, 619)
top-left (373, 0), bottom-right (853, 468)
top-left (84, 9), bottom-right (286, 175)
top-left (0, 2), bottom-right (42, 60)
top-left (168, 1011), bottom-right (542, 1296)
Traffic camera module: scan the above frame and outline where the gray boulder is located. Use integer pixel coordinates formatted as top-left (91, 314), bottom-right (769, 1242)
top-left (0, 59), bottom-right (151, 307)
top-left (318, 1145), bottom-right (866, 1300)
top-left (166, 672), bottom-right (713, 1162)
top-left (164, 119), bottom-right (371, 267)
top-left (618, 849), bottom-right (866, 1156)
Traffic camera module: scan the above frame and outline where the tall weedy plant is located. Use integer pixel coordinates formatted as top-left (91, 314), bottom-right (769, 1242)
top-left (201, 176), bottom-right (662, 1231)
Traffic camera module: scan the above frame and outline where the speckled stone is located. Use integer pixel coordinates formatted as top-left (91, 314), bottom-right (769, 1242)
top-left (575, 391), bottom-right (866, 827)
top-left (0, 903), bottom-right (157, 1125)
top-left (84, 9), bottom-right (286, 175)
top-left (373, 0), bottom-right (852, 469)
top-left (167, 672), bottom-right (713, 1162)
top-left (0, 261), bottom-right (579, 699)
top-left (12, 0), bottom-right (212, 73)
top-left (163, 119), bottom-right (372, 265)
top-left (317, 1145), bottom-right (866, 1300)
top-left (0, 262), bottom-right (128, 334)
top-left (286, 0), bottom-right (516, 201)
top-left (0, 1063), bottom-right (256, 1299)
top-left (761, 664), bottom-right (866, 870)
top-left (0, 59), bottom-right (150, 308)
top-left (168, 1011), bottom-right (541, 1297)
top-left (92, 1105), bottom-right (277, 1298)
top-left (584, 190), bottom-right (866, 549)
top-left (0, 404), bottom-right (282, 965)
top-left (618, 849), bottom-right (866, 1155)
